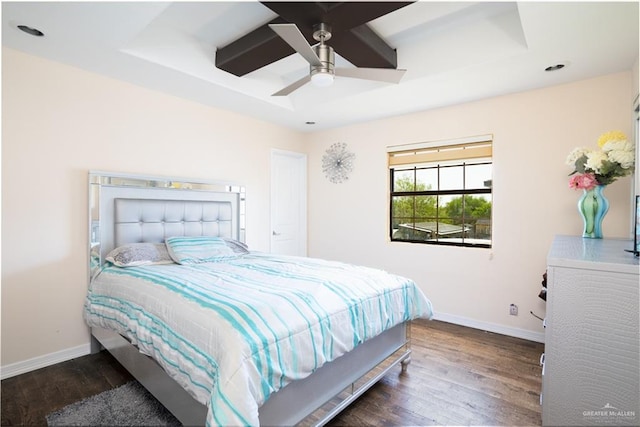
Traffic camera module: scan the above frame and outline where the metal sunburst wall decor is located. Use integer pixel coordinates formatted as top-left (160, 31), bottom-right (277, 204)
top-left (322, 142), bottom-right (355, 184)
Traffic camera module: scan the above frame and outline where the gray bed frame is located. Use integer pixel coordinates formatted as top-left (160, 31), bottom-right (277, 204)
top-left (88, 171), bottom-right (412, 426)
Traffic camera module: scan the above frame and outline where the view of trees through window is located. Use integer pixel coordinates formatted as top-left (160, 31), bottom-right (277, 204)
top-left (390, 162), bottom-right (492, 247)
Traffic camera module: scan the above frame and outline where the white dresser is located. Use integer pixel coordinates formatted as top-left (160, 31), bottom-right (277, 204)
top-left (542, 235), bottom-right (639, 426)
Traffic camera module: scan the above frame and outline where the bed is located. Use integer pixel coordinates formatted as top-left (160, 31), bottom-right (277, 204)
top-left (85, 171), bottom-right (433, 426)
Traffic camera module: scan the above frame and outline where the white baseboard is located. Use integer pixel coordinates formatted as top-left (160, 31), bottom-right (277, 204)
top-left (1, 343), bottom-right (91, 380)
top-left (432, 312), bottom-right (545, 343)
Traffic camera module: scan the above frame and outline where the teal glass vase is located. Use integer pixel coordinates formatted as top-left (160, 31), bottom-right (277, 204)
top-left (578, 185), bottom-right (609, 238)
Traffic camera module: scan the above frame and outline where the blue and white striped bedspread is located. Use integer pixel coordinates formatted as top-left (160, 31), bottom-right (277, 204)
top-left (84, 252), bottom-right (433, 426)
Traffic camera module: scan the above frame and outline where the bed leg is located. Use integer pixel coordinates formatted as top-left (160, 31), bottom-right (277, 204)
top-left (400, 355), bottom-right (412, 373)
top-left (90, 333), bottom-right (103, 354)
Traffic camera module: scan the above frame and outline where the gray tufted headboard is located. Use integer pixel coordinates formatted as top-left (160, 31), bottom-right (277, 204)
top-left (89, 171), bottom-right (244, 273)
top-left (114, 198), bottom-right (233, 247)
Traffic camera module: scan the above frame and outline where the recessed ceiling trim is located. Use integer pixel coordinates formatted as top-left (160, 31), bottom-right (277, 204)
top-left (17, 25), bottom-right (44, 37)
top-left (545, 63), bottom-right (566, 72)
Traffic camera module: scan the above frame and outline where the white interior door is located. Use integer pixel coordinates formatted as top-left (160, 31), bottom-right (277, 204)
top-left (270, 149), bottom-right (307, 256)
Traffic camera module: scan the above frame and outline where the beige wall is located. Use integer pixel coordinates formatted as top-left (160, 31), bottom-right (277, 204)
top-left (2, 46), bottom-right (637, 373)
top-left (1, 48), bottom-right (305, 367)
top-left (305, 71), bottom-right (635, 339)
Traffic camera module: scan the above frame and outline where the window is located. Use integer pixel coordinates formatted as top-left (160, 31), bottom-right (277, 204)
top-left (388, 135), bottom-right (493, 248)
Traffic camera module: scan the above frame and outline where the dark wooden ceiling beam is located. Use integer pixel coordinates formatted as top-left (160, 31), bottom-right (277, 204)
top-left (259, 2), bottom-right (412, 31)
top-left (215, 2), bottom-right (414, 76)
top-left (332, 25), bottom-right (399, 69)
top-left (312, 2), bottom-right (413, 31)
top-left (259, 2), bottom-right (332, 29)
top-left (215, 17), bottom-right (297, 77)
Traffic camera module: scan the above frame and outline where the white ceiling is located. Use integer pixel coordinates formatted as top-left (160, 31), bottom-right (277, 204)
top-left (3, 1), bottom-right (638, 132)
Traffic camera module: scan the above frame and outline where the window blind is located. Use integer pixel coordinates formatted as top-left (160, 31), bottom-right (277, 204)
top-left (388, 135), bottom-right (492, 167)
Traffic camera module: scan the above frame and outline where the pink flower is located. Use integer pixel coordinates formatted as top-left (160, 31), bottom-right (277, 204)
top-left (569, 173), bottom-right (598, 190)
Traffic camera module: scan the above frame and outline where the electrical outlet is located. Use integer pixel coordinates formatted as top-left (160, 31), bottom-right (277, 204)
top-left (509, 304), bottom-right (518, 316)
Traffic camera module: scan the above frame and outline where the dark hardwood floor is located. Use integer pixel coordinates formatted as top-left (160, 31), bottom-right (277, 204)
top-left (1, 320), bottom-right (544, 426)
top-left (327, 320), bottom-right (544, 426)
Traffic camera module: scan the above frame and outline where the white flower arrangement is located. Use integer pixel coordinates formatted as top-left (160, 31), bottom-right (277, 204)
top-left (567, 131), bottom-right (635, 189)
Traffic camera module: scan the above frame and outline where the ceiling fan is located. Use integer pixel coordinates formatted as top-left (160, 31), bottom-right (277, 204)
top-left (269, 22), bottom-right (407, 96)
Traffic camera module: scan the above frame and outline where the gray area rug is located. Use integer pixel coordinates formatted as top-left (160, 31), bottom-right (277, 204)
top-left (46, 381), bottom-right (182, 426)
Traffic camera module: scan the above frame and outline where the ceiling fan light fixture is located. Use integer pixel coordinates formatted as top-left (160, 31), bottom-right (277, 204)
top-left (311, 71), bottom-right (334, 87)
top-left (310, 42), bottom-right (335, 87)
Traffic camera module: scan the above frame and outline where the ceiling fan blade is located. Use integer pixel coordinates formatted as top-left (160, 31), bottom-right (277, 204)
top-left (269, 23), bottom-right (322, 67)
top-left (335, 67), bottom-right (407, 84)
top-left (272, 75), bottom-right (311, 96)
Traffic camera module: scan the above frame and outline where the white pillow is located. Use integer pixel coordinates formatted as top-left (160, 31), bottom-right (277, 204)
top-left (106, 243), bottom-right (174, 267)
top-left (165, 236), bottom-right (237, 264)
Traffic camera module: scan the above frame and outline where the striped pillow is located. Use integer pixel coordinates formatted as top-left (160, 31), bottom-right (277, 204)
top-left (165, 236), bottom-right (237, 264)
